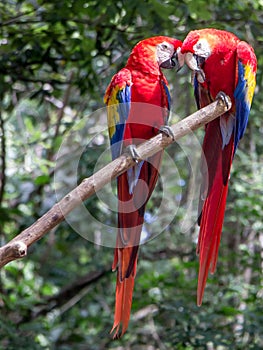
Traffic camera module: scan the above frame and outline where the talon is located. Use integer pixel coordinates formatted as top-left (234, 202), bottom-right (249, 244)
top-left (216, 91), bottom-right (229, 109)
top-left (159, 125), bottom-right (175, 140)
top-left (126, 145), bottom-right (140, 163)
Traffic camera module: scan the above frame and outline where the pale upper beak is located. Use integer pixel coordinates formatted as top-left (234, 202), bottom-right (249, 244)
top-left (184, 52), bottom-right (206, 83)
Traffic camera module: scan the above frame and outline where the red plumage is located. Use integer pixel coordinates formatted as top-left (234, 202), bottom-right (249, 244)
top-left (181, 28), bottom-right (257, 305)
top-left (104, 36), bottom-right (182, 337)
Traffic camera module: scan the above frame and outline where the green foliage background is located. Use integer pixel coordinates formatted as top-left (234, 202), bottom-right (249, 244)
top-left (0, 0), bottom-right (262, 349)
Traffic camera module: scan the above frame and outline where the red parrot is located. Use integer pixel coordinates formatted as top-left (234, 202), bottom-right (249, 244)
top-left (181, 29), bottom-right (257, 305)
top-left (104, 36), bottom-right (183, 337)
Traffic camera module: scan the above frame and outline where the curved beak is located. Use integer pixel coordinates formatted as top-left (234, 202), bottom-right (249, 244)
top-left (160, 47), bottom-right (185, 71)
top-left (184, 52), bottom-right (206, 82)
top-left (160, 56), bottom-right (176, 69)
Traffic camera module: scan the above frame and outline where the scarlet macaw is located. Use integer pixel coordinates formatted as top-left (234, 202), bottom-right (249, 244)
top-left (104, 36), bottom-right (183, 337)
top-left (181, 28), bottom-right (257, 305)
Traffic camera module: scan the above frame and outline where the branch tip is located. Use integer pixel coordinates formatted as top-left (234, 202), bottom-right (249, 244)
top-left (15, 241), bottom-right (27, 257)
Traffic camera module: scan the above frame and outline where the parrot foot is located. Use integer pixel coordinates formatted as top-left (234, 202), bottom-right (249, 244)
top-left (159, 125), bottom-right (175, 141)
top-left (126, 145), bottom-right (140, 163)
top-left (216, 91), bottom-right (230, 109)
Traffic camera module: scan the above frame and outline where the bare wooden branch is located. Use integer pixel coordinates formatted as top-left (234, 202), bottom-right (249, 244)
top-left (0, 96), bottom-right (231, 268)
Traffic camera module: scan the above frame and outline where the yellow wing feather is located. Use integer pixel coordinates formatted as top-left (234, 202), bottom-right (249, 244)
top-left (104, 68), bottom-right (132, 157)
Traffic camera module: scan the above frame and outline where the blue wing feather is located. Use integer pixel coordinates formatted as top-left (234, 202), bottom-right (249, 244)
top-left (110, 86), bottom-right (131, 159)
top-left (161, 80), bottom-right (171, 111)
top-left (233, 60), bottom-right (251, 153)
top-left (104, 69), bottom-right (132, 160)
top-left (110, 86), bottom-right (131, 160)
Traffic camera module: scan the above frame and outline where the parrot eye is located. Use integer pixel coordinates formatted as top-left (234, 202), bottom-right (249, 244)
top-left (195, 42), bottom-right (202, 50)
top-left (160, 42), bottom-right (171, 51)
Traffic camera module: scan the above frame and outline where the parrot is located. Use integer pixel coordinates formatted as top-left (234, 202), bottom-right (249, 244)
top-left (104, 36), bottom-right (183, 338)
top-left (181, 28), bottom-right (257, 305)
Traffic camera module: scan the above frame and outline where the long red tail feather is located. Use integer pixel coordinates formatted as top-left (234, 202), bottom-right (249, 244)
top-left (112, 152), bottom-right (162, 337)
top-left (197, 182), bottom-right (229, 306)
top-left (197, 119), bottom-right (234, 306)
top-left (111, 256), bottom-right (135, 338)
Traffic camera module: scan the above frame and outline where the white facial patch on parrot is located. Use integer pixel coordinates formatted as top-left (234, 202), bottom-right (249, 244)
top-left (156, 41), bottom-right (175, 65)
top-left (193, 39), bottom-right (211, 58)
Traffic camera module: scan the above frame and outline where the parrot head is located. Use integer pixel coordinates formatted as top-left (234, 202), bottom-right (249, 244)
top-left (155, 38), bottom-right (184, 71)
top-left (127, 36), bottom-right (184, 72)
top-left (181, 29), bottom-right (218, 83)
top-left (181, 29), bottom-right (241, 83)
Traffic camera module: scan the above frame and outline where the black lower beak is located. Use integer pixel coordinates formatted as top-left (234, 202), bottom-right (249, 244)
top-left (160, 52), bottom-right (183, 71)
top-left (194, 54), bottom-right (205, 67)
top-left (160, 57), bottom-right (175, 69)
top-left (193, 55), bottom-right (206, 82)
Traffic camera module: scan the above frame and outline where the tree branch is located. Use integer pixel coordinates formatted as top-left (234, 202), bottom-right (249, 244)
top-left (0, 97), bottom-right (231, 269)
